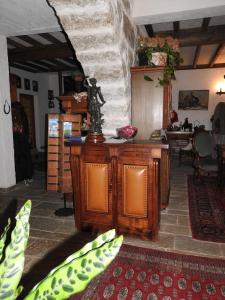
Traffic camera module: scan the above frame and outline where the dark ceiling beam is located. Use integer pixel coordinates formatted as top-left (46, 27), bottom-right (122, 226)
top-left (7, 38), bottom-right (27, 48)
top-left (193, 45), bottom-right (201, 68)
top-left (173, 21), bottom-right (179, 38)
top-left (8, 43), bottom-right (74, 62)
top-left (192, 18), bottom-right (210, 68)
top-left (178, 63), bottom-right (225, 70)
top-left (156, 24), bottom-right (225, 47)
top-left (145, 24), bottom-right (154, 37)
top-left (9, 62), bottom-right (37, 73)
top-left (17, 35), bottom-right (44, 47)
top-left (201, 17), bottom-right (211, 31)
top-left (22, 61), bottom-right (49, 72)
top-left (33, 60), bottom-right (58, 70)
top-left (209, 43), bottom-right (225, 67)
top-left (39, 32), bottom-right (64, 45)
top-left (52, 58), bottom-right (72, 67)
top-left (63, 57), bottom-right (77, 65)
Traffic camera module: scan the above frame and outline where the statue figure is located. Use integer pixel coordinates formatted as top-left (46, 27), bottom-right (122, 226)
top-left (85, 77), bottom-right (106, 133)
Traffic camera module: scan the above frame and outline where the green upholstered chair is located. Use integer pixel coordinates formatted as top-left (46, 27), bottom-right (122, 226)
top-left (192, 130), bottom-right (219, 184)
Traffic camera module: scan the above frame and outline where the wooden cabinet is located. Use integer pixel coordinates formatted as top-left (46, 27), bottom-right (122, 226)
top-left (70, 141), bottom-right (169, 240)
top-left (131, 67), bottom-right (171, 139)
top-left (131, 67), bottom-right (171, 208)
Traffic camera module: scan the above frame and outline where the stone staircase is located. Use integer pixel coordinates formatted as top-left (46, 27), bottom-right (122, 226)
top-left (48, 0), bottom-right (137, 135)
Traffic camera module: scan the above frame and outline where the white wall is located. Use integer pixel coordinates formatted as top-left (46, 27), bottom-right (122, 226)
top-left (10, 68), bottom-right (59, 151)
top-left (172, 68), bottom-right (225, 129)
top-left (0, 35), bottom-right (16, 188)
top-left (132, 0), bottom-right (225, 24)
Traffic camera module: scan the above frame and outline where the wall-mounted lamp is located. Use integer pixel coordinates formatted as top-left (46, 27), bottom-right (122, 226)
top-left (216, 88), bottom-right (225, 96)
top-left (216, 75), bottom-right (225, 95)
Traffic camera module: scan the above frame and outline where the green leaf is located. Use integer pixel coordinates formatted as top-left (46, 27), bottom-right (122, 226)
top-left (24, 233), bottom-right (123, 300)
top-left (144, 75), bottom-right (153, 82)
top-left (0, 200), bottom-right (31, 300)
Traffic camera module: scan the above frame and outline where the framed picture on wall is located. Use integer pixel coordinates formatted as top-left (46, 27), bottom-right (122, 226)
top-left (178, 90), bottom-right (209, 110)
top-left (32, 80), bottom-right (38, 92)
top-left (16, 76), bottom-right (21, 89)
top-left (24, 78), bottom-right (30, 90)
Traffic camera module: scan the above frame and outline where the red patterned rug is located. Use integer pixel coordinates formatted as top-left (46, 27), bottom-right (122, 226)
top-left (72, 244), bottom-right (225, 300)
top-left (188, 175), bottom-right (225, 243)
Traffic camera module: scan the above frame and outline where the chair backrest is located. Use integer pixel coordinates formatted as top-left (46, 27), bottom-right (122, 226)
top-left (193, 131), bottom-right (214, 157)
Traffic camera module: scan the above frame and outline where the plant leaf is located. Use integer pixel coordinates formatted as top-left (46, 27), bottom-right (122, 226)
top-left (0, 200), bottom-right (31, 300)
top-left (0, 219), bottom-right (11, 262)
top-left (24, 230), bottom-right (123, 300)
top-left (144, 75), bottom-right (153, 82)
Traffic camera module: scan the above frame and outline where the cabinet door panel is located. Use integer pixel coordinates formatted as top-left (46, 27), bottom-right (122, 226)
top-left (86, 163), bottom-right (109, 213)
top-left (123, 165), bottom-right (148, 217)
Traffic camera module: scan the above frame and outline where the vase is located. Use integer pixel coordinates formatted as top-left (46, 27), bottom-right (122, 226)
top-left (150, 52), bottom-right (167, 66)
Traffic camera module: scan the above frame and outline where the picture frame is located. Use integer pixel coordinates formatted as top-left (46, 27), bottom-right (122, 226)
top-left (16, 76), bottom-right (21, 89)
top-left (32, 80), bottom-right (38, 92)
top-left (24, 78), bottom-right (30, 90)
top-left (178, 90), bottom-right (209, 110)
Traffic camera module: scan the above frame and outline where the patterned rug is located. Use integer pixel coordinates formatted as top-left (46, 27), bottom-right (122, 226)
top-left (72, 244), bottom-right (225, 300)
top-left (188, 175), bottom-right (225, 243)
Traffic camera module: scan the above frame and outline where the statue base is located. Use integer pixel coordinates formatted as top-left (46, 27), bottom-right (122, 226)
top-left (85, 132), bottom-right (105, 143)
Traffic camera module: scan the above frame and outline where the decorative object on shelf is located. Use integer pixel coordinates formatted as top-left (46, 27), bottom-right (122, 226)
top-left (117, 125), bottom-right (138, 139)
top-left (137, 36), bottom-right (183, 85)
top-left (85, 77), bottom-right (106, 143)
top-left (24, 78), bottom-right (30, 90)
top-left (178, 90), bottom-right (209, 110)
top-left (73, 91), bottom-right (87, 103)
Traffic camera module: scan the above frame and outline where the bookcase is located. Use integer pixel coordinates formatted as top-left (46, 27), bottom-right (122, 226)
top-left (47, 113), bottom-right (81, 192)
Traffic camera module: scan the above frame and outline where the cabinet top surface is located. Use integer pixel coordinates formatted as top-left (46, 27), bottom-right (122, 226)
top-left (66, 139), bottom-right (169, 149)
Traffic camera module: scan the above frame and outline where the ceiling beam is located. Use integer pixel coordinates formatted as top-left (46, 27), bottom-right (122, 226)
top-left (178, 63), bottom-right (225, 70)
top-left (193, 46), bottom-right (201, 69)
top-left (7, 38), bottom-right (27, 48)
top-left (156, 24), bottom-right (225, 47)
top-left (201, 17), bottom-right (211, 32)
top-left (9, 62), bottom-right (37, 73)
top-left (145, 24), bottom-right (154, 37)
top-left (209, 43), bottom-right (225, 67)
top-left (192, 18), bottom-right (210, 69)
top-left (173, 21), bottom-right (179, 38)
top-left (22, 61), bottom-right (49, 72)
top-left (17, 35), bottom-right (44, 47)
top-left (39, 33), bottom-right (64, 45)
top-left (8, 43), bottom-right (74, 62)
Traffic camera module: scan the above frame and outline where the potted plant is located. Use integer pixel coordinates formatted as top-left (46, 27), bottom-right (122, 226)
top-left (137, 36), bottom-right (183, 85)
top-left (0, 201), bottom-right (123, 300)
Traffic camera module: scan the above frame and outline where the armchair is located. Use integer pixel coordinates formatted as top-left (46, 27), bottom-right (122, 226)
top-left (192, 130), bottom-right (219, 184)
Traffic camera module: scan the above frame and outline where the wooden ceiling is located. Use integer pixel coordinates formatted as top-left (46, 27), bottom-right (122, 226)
top-left (7, 31), bottom-right (81, 73)
top-left (7, 15), bottom-right (225, 73)
top-left (144, 15), bottom-right (225, 70)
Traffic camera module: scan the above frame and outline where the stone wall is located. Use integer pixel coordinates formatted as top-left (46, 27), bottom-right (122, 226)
top-left (48, 0), bottom-right (137, 135)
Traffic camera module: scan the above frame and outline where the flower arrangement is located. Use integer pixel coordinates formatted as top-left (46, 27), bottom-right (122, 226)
top-left (137, 36), bottom-right (183, 85)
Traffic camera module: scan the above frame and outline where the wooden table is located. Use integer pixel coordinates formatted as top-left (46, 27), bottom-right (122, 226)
top-left (166, 131), bottom-right (193, 157)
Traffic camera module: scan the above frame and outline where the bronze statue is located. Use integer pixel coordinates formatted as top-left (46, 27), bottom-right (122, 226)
top-left (85, 77), bottom-right (105, 134)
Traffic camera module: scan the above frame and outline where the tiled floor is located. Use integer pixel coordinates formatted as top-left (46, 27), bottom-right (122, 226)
top-left (0, 159), bottom-right (224, 295)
